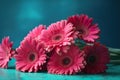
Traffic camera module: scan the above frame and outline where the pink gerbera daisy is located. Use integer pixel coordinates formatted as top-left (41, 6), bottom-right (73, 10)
top-left (25, 25), bottom-right (46, 41)
top-left (67, 14), bottom-right (100, 42)
top-left (83, 42), bottom-right (110, 74)
top-left (47, 45), bottom-right (86, 75)
top-left (0, 37), bottom-right (14, 68)
top-left (15, 38), bottom-right (47, 72)
top-left (40, 20), bottom-right (76, 53)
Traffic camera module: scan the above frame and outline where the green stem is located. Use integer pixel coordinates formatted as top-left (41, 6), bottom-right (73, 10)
top-left (110, 60), bottom-right (120, 64)
top-left (108, 47), bottom-right (120, 54)
top-left (110, 51), bottom-right (120, 64)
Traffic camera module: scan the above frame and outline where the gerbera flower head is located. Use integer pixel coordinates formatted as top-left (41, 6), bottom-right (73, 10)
top-left (83, 42), bottom-right (110, 74)
top-left (40, 20), bottom-right (76, 53)
top-left (25, 25), bottom-right (46, 41)
top-left (67, 14), bottom-right (100, 42)
top-left (0, 37), bottom-right (14, 68)
top-left (47, 45), bottom-right (86, 75)
top-left (15, 37), bottom-right (47, 72)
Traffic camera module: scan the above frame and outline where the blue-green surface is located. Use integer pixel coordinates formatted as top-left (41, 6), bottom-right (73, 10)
top-left (0, 64), bottom-right (120, 80)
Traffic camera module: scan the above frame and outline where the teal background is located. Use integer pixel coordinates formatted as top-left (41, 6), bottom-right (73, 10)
top-left (0, 0), bottom-right (120, 80)
top-left (0, 0), bottom-right (120, 48)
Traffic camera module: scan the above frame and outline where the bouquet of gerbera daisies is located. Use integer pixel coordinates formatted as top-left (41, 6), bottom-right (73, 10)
top-left (0, 14), bottom-right (119, 75)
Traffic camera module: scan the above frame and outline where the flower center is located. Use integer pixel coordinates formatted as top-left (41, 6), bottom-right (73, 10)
top-left (79, 29), bottom-right (84, 34)
top-left (29, 53), bottom-right (36, 61)
top-left (78, 28), bottom-right (86, 38)
top-left (52, 34), bottom-right (62, 42)
top-left (55, 35), bottom-right (61, 40)
top-left (87, 55), bottom-right (96, 64)
top-left (62, 57), bottom-right (72, 66)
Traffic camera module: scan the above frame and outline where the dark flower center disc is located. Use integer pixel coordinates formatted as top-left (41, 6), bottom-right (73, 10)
top-left (54, 35), bottom-right (62, 41)
top-left (29, 53), bottom-right (35, 61)
top-left (62, 57), bottom-right (71, 65)
top-left (79, 29), bottom-right (84, 34)
top-left (87, 55), bottom-right (96, 64)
